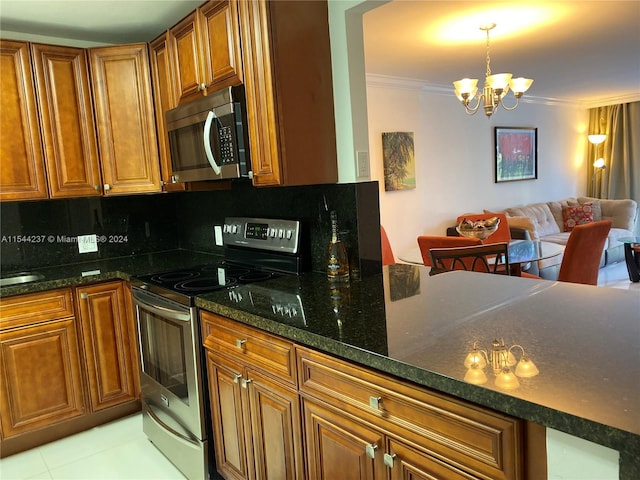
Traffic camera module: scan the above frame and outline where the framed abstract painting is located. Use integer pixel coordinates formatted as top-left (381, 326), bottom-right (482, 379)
top-left (494, 127), bottom-right (537, 183)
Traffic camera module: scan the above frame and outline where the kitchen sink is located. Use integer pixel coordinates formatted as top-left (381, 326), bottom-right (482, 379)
top-left (0, 272), bottom-right (45, 287)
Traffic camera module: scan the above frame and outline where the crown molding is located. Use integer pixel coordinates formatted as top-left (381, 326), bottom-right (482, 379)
top-left (365, 73), bottom-right (639, 109)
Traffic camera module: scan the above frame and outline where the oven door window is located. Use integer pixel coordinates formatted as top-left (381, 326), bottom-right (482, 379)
top-left (138, 307), bottom-right (190, 405)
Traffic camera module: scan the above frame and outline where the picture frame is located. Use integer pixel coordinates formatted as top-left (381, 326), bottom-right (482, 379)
top-left (382, 132), bottom-right (416, 191)
top-left (494, 127), bottom-right (537, 183)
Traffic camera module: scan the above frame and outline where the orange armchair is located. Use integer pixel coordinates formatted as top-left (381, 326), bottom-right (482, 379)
top-left (417, 235), bottom-right (482, 266)
top-left (557, 220), bottom-right (612, 285)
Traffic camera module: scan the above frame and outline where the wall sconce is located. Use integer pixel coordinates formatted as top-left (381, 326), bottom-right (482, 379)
top-left (463, 339), bottom-right (539, 389)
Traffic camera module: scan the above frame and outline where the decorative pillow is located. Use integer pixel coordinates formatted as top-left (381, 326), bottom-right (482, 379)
top-left (506, 216), bottom-right (539, 240)
top-left (577, 197), bottom-right (602, 221)
top-left (562, 203), bottom-right (594, 231)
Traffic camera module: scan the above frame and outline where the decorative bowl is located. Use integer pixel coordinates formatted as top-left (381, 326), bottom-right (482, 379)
top-left (456, 217), bottom-right (500, 240)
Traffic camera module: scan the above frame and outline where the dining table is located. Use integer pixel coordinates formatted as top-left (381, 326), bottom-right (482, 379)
top-left (398, 239), bottom-right (565, 276)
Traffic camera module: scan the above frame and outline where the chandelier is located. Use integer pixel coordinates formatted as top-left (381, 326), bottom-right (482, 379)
top-left (453, 23), bottom-right (533, 117)
top-left (463, 338), bottom-right (539, 389)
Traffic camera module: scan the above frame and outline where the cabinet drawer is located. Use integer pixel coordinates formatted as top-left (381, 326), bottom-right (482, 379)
top-left (0, 289), bottom-right (75, 330)
top-left (201, 311), bottom-right (296, 385)
top-left (297, 347), bottom-right (522, 480)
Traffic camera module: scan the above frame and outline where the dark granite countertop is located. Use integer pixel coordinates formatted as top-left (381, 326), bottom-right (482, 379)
top-left (2, 254), bottom-right (638, 471)
top-left (0, 250), bottom-right (222, 297)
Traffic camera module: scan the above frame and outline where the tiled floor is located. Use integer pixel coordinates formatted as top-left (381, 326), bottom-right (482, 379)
top-left (0, 414), bottom-right (185, 480)
top-left (0, 261), bottom-right (637, 480)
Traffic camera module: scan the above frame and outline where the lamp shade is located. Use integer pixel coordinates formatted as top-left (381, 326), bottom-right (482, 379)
top-left (486, 73), bottom-right (512, 92)
top-left (588, 134), bottom-right (606, 145)
top-left (510, 77), bottom-right (533, 94)
top-left (453, 78), bottom-right (478, 97)
top-left (593, 158), bottom-right (606, 169)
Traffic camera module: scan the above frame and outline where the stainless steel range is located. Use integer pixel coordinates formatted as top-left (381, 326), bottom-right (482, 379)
top-left (130, 217), bottom-right (303, 480)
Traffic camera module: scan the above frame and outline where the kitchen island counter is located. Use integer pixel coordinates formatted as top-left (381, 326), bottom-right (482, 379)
top-left (196, 264), bottom-right (640, 477)
top-left (2, 256), bottom-right (638, 476)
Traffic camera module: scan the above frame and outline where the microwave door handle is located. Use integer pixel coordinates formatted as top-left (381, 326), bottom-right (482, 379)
top-left (203, 110), bottom-right (222, 175)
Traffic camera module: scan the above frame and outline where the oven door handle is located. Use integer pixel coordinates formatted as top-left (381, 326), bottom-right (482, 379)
top-left (203, 110), bottom-right (222, 175)
top-left (144, 400), bottom-right (199, 447)
top-left (135, 299), bottom-right (191, 322)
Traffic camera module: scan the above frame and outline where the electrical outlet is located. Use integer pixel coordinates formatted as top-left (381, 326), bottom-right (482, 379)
top-left (356, 151), bottom-right (370, 178)
top-left (78, 234), bottom-right (98, 253)
top-left (214, 225), bottom-right (223, 246)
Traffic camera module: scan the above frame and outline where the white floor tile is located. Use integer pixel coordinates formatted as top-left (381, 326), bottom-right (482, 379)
top-left (48, 436), bottom-right (185, 480)
top-left (0, 448), bottom-right (49, 480)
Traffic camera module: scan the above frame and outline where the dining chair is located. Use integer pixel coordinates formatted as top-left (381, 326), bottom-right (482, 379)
top-left (417, 235), bottom-right (482, 266)
top-left (381, 225), bottom-right (395, 265)
top-left (557, 220), bottom-right (612, 285)
top-left (429, 242), bottom-right (511, 276)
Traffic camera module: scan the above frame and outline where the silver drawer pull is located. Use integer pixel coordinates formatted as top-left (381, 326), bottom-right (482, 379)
top-left (241, 378), bottom-right (252, 389)
top-left (236, 339), bottom-right (247, 349)
top-left (369, 396), bottom-right (383, 410)
top-left (233, 373), bottom-right (242, 384)
top-left (365, 443), bottom-right (378, 459)
top-left (383, 453), bottom-right (397, 468)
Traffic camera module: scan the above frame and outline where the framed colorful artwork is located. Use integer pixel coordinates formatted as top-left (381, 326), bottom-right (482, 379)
top-left (494, 127), bottom-right (538, 183)
top-left (382, 132), bottom-right (415, 191)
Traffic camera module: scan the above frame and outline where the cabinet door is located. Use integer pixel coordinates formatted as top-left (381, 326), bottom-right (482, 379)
top-left (31, 43), bottom-right (102, 198)
top-left (246, 368), bottom-right (304, 480)
top-left (302, 398), bottom-right (385, 480)
top-left (0, 40), bottom-right (48, 201)
top-left (199, 0), bottom-right (243, 90)
top-left (0, 318), bottom-right (85, 438)
top-left (89, 44), bottom-right (161, 195)
top-left (387, 437), bottom-right (480, 480)
top-left (148, 33), bottom-right (184, 192)
top-left (170, 11), bottom-right (207, 104)
top-left (237, 0), bottom-right (281, 186)
top-left (76, 281), bottom-right (137, 411)
top-left (207, 353), bottom-right (252, 480)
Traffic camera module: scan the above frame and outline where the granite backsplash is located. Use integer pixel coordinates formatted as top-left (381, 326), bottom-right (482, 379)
top-left (0, 181), bottom-right (381, 277)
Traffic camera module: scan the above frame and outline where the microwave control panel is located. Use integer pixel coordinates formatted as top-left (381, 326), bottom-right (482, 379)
top-left (223, 217), bottom-right (300, 254)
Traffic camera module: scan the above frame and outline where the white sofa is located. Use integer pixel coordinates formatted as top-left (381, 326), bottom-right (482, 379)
top-left (502, 197), bottom-right (638, 278)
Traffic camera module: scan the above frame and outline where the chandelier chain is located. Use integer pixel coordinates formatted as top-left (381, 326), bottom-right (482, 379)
top-left (485, 27), bottom-right (492, 78)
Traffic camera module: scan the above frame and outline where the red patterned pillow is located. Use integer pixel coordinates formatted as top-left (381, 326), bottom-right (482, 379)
top-left (562, 203), bottom-right (594, 231)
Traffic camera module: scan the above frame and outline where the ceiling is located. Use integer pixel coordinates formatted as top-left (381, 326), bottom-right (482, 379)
top-left (1, 1), bottom-right (639, 107)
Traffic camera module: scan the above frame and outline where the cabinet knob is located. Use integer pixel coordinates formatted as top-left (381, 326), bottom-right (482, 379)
top-left (369, 396), bottom-right (383, 410)
top-left (104, 184), bottom-right (111, 191)
top-left (236, 339), bottom-right (247, 349)
top-left (80, 292), bottom-right (88, 300)
top-left (94, 185), bottom-right (100, 191)
top-left (383, 453), bottom-right (397, 468)
top-left (241, 378), bottom-right (252, 389)
top-left (233, 373), bottom-right (242, 384)
top-left (365, 443), bottom-right (378, 459)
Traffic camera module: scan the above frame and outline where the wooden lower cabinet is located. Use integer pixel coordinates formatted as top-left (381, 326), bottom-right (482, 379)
top-left (203, 315), bottom-right (542, 480)
top-left (202, 311), bottom-right (304, 480)
top-left (0, 283), bottom-right (140, 456)
top-left (0, 289), bottom-right (85, 439)
top-left (75, 281), bottom-right (139, 410)
top-left (302, 397), bottom-right (385, 480)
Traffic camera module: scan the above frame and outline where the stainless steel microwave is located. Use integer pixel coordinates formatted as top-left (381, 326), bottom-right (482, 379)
top-left (165, 86), bottom-right (251, 183)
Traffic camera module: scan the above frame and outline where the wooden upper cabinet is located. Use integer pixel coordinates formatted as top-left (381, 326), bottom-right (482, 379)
top-left (238, 0), bottom-right (338, 186)
top-left (148, 33), bottom-right (184, 192)
top-left (169, 1), bottom-right (242, 105)
top-left (30, 43), bottom-right (102, 198)
top-left (0, 40), bottom-right (48, 201)
top-left (169, 11), bottom-right (204, 104)
top-left (89, 44), bottom-right (161, 195)
top-left (199, 0), bottom-right (243, 89)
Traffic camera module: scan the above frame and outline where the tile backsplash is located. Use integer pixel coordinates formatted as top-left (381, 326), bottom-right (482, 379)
top-left (0, 181), bottom-right (382, 276)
